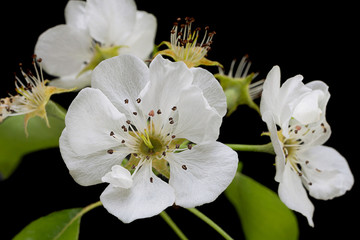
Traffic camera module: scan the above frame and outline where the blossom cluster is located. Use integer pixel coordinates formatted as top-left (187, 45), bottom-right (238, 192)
top-left (1, 0), bottom-right (354, 235)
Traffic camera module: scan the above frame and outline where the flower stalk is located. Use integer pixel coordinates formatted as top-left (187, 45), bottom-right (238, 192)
top-left (226, 142), bottom-right (275, 155)
top-left (159, 211), bottom-right (189, 240)
top-left (187, 208), bottom-right (234, 240)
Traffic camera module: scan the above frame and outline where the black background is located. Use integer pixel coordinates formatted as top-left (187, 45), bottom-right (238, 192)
top-left (1, 1), bottom-right (359, 239)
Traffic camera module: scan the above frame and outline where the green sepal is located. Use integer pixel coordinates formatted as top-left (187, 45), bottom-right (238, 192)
top-left (0, 100), bottom-right (66, 180)
top-left (215, 73), bottom-right (260, 116)
top-left (225, 163), bottom-right (299, 240)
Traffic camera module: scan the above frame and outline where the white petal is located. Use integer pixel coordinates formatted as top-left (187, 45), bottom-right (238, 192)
top-left (168, 142), bottom-right (238, 208)
top-left (293, 119), bottom-right (331, 148)
top-left (260, 66), bottom-right (281, 118)
top-left (64, 88), bottom-right (129, 155)
top-left (100, 162), bottom-right (175, 223)
top-left (173, 86), bottom-right (222, 144)
top-left (65, 0), bottom-right (87, 30)
top-left (120, 11), bottom-right (157, 60)
top-left (102, 165), bottom-right (133, 189)
top-left (261, 111), bottom-right (285, 182)
top-left (60, 129), bottom-right (129, 186)
top-left (191, 67), bottom-right (227, 117)
top-left (35, 25), bottom-right (92, 77)
top-left (277, 74), bottom-right (309, 131)
top-left (278, 163), bottom-right (315, 227)
top-left (301, 146), bottom-right (354, 200)
top-left (292, 90), bottom-right (324, 125)
top-left (139, 55), bottom-right (193, 119)
top-left (49, 71), bottom-right (92, 90)
top-left (86, 0), bottom-right (136, 45)
top-left (305, 80), bottom-right (330, 121)
top-left (91, 55), bottom-right (149, 117)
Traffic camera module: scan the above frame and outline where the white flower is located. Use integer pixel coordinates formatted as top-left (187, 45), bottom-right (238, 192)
top-left (59, 54), bottom-right (238, 223)
top-left (260, 66), bottom-right (354, 227)
top-left (35, 0), bottom-right (157, 89)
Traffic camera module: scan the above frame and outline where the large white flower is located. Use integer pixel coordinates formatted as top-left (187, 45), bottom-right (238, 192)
top-left (35, 0), bottom-right (157, 89)
top-left (260, 66), bottom-right (354, 227)
top-left (59, 54), bottom-right (238, 223)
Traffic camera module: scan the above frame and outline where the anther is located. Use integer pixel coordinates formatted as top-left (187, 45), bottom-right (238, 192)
top-left (121, 140), bottom-right (125, 144)
top-left (175, 144), bottom-right (180, 149)
top-left (136, 98), bottom-right (141, 103)
top-left (107, 149), bottom-right (114, 154)
top-left (124, 99), bottom-right (129, 104)
top-left (150, 177), bottom-right (153, 183)
top-left (149, 110), bottom-right (155, 117)
top-left (172, 106), bottom-right (177, 111)
top-left (162, 151), bottom-right (166, 156)
top-left (157, 109), bottom-right (162, 114)
top-left (188, 144), bottom-right (193, 150)
top-left (133, 112), bottom-right (138, 116)
top-left (126, 120), bottom-right (131, 124)
top-left (171, 135), bottom-right (176, 139)
top-left (321, 123), bottom-right (327, 133)
top-left (182, 165), bottom-right (188, 170)
top-left (110, 131), bottom-right (115, 137)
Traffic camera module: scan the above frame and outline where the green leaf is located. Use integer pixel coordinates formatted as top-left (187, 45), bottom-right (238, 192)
top-left (0, 101), bottom-right (65, 180)
top-left (225, 164), bottom-right (299, 240)
top-left (13, 208), bottom-right (82, 240)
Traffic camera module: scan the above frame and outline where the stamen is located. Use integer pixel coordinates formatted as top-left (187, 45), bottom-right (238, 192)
top-left (182, 165), bottom-right (188, 170)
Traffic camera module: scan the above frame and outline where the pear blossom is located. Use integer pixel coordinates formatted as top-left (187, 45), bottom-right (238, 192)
top-left (59, 54), bottom-right (238, 223)
top-left (0, 56), bottom-right (73, 135)
top-left (35, 0), bottom-right (157, 89)
top-left (156, 17), bottom-right (222, 68)
top-left (260, 66), bottom-right (354, 227)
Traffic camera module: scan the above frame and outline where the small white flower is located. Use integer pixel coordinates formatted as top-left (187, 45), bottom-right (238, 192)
top-left (260, 66), bottom-right (354, 227)
top-left (59, 54), bottom-right (238, 223)
top-left (35, 0), bottom-right (157, 89)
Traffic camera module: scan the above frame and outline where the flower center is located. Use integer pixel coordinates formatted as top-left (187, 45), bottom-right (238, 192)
top-left (78, 43), bottom-right (125, 77)
top-left (277, 121), bottom-right (329, 186)
top-left (277, 125), bottom-right (304, 173)
top-left (139, 131), bottom-right (165, 156)
top-left (108, 100), bottom-right (192, 181)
